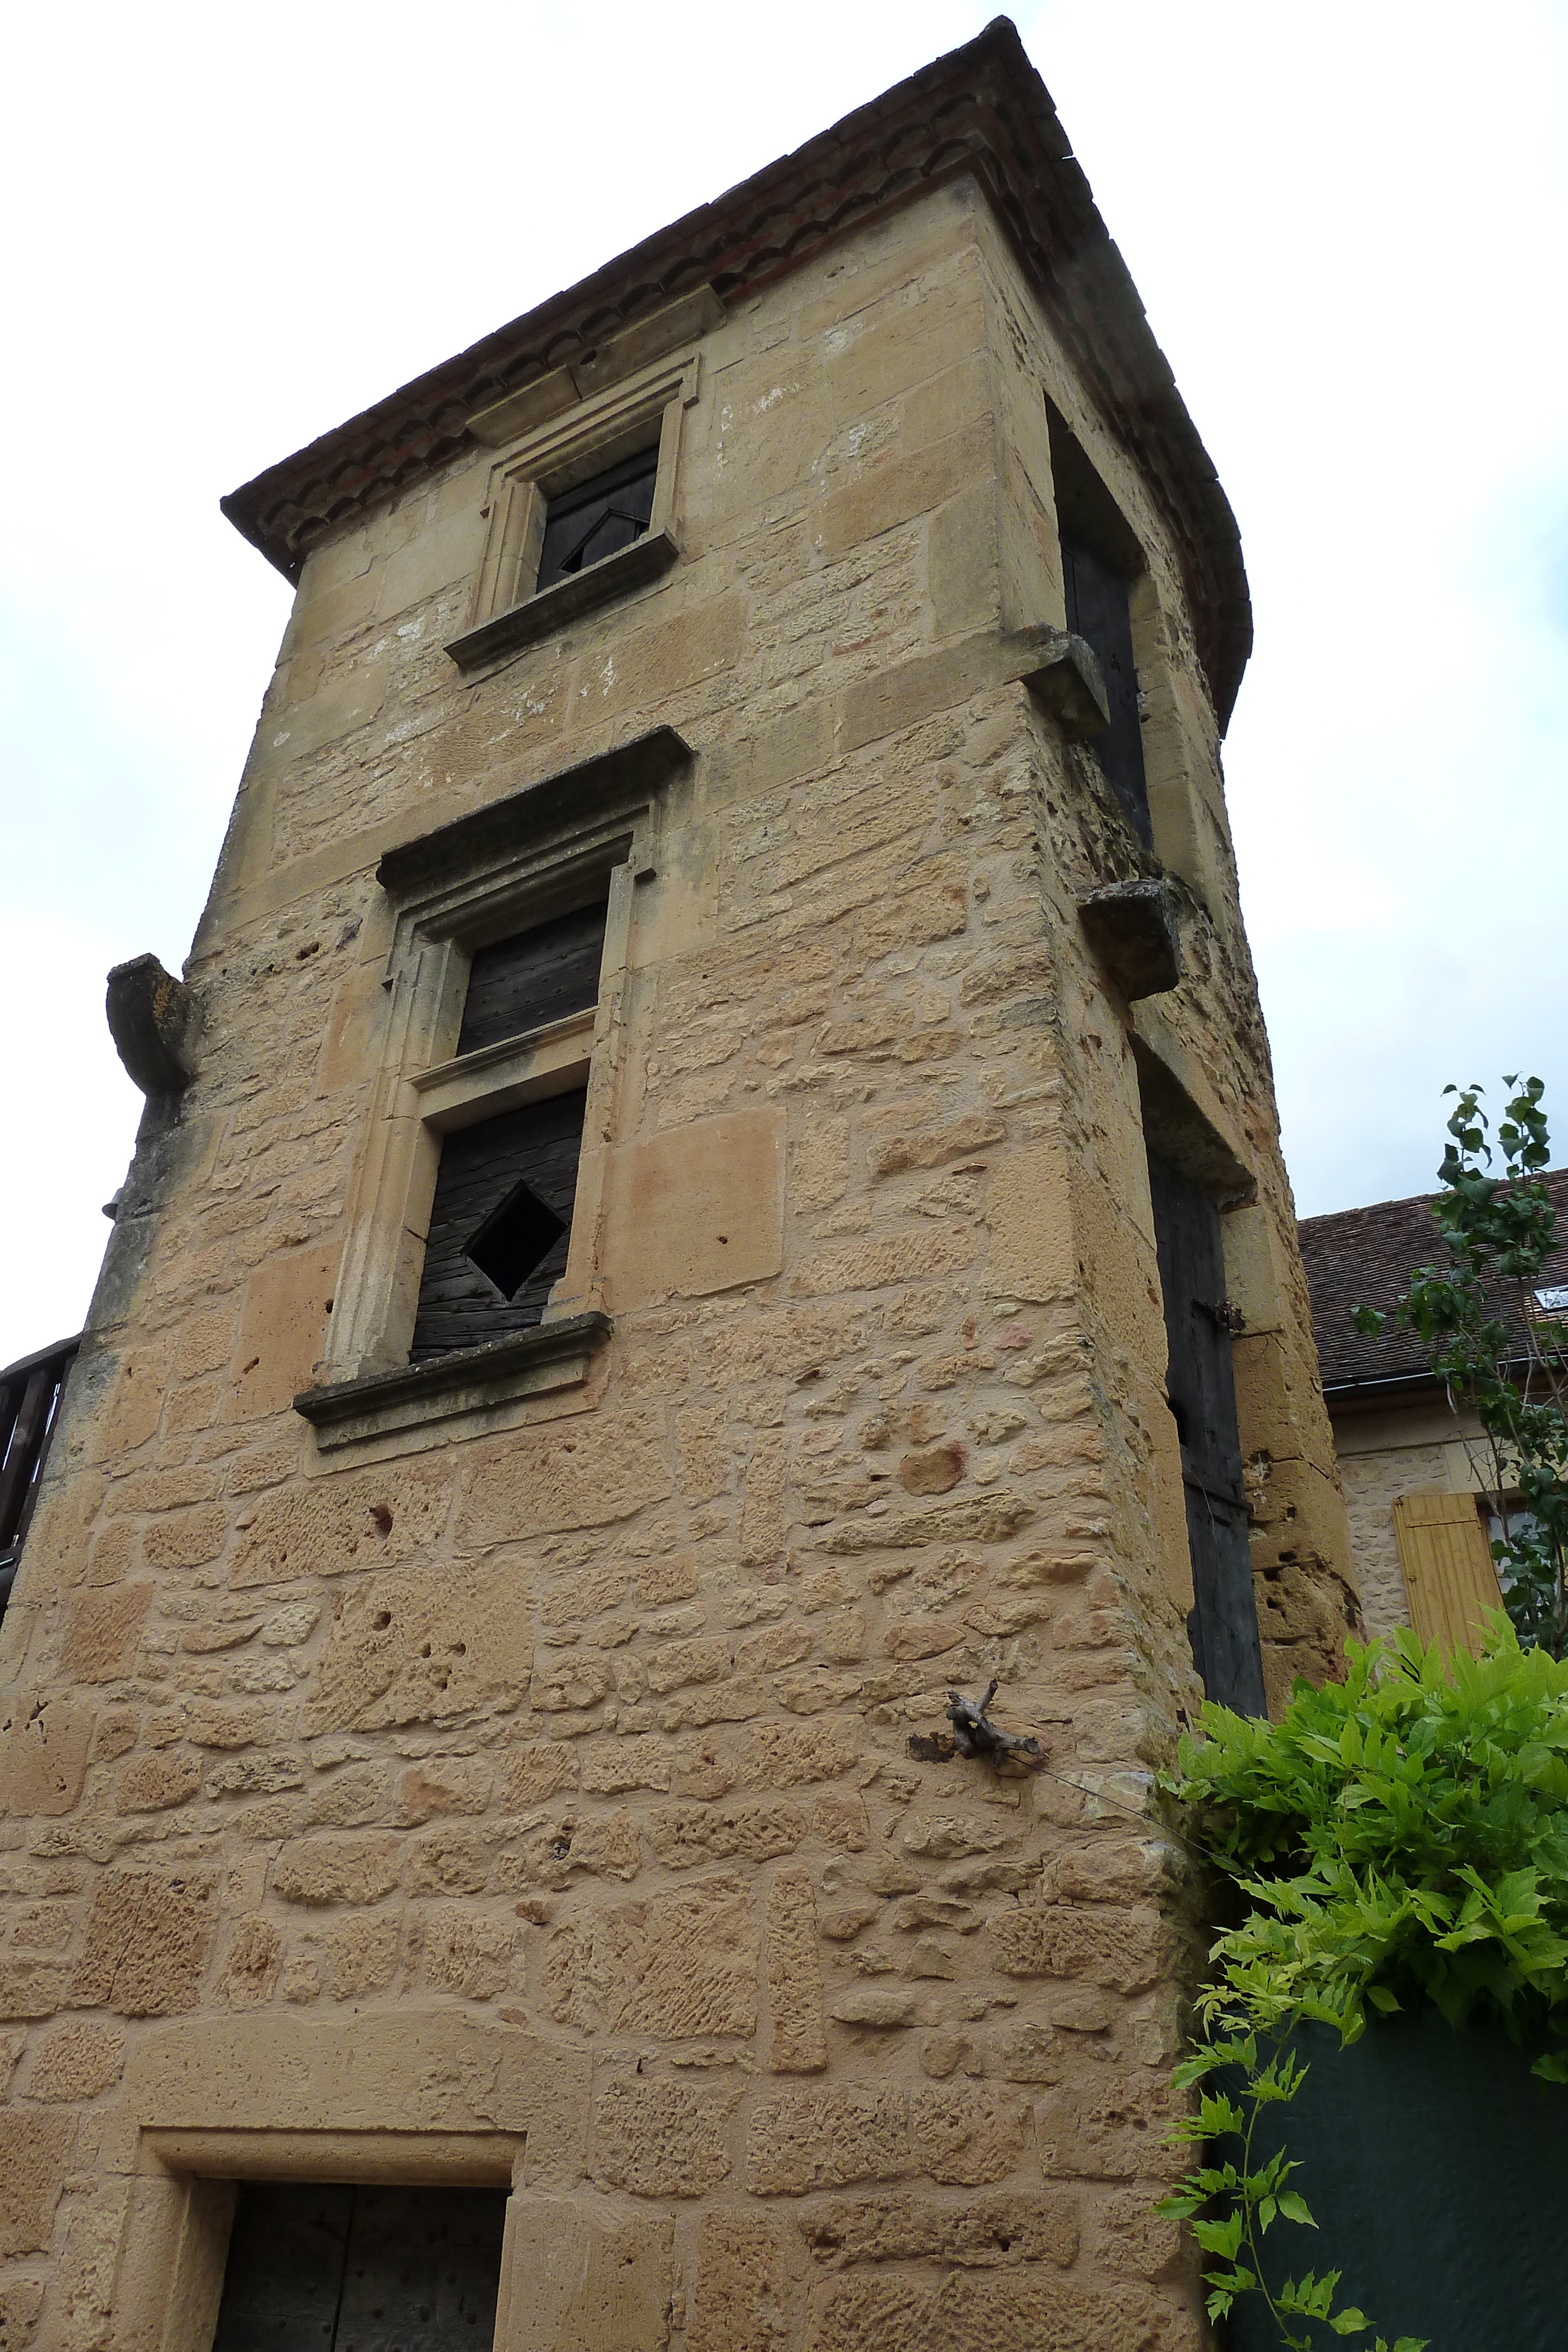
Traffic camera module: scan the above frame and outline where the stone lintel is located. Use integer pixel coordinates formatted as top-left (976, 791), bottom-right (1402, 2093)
top-left (375, 729), bottom-right (691, 900)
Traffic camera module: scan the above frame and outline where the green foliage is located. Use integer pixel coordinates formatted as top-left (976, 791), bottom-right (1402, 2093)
top-left (1159, 1619), bottom-right (1568, 2347)
top-left (1352, 1077), bottom-right (1568, 1656)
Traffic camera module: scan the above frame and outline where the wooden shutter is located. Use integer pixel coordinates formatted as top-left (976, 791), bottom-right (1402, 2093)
top-left (457, 898), bottom-right (609, 1057)
top-left (410, 1088), bottom-right (589, 1361)
top-left (1392, 1490), bottom-right (1505, 1657)
top-left (1060, 529), bottom-right (1151, 848)
top-left (1148, 1151), bottom-right (1266, 1715)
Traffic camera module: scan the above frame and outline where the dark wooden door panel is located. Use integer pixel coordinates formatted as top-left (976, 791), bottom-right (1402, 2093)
top-left (1147, 1150), bottom-right (1266, 1715)
top-left (1061, 529), bottom-right (1151, 847)
top-left (457, 900), bottom-right (609, 1058)
top-left (212, 2182), bottom-right (507, 2352)
top-left (410, 1088), bottom-right (589, 1361)
top-left (211, 2181), bottom-right (353, 2350)
top-left (335, 2184), bottom-right (507, 2352)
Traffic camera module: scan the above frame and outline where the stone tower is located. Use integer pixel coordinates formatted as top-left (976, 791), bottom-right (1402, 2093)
top-left (0, 22), bottom-right (1358, 2351)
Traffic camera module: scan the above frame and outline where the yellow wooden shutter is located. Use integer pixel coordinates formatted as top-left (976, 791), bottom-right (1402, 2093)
top-left (1392, 1489), bottom-right (1505, 1657)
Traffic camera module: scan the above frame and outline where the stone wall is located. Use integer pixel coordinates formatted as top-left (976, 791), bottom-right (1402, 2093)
top-left (0, 176), bottom-right (1352, 2350)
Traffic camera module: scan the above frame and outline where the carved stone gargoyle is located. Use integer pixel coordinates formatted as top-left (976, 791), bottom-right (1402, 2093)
top-left (106, 953), bottom-right (198, 1096)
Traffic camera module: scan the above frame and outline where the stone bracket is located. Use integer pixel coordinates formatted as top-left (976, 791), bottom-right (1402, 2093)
top-left (106, 953), bottom-right (198, 1094)
top-left (1010, 626), bottom-right (1110, 740)
top-left (1077, 878), bottom-right (1183, 1000)
top-left (293, 1311), bottom-right (612, 1450)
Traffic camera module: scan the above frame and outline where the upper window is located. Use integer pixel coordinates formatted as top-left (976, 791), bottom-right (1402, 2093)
top-left (1047, 404), bottom-right (1151, 849)
top-left (447, 352), bottom-right (700, 673)
top-left (536, 447), bottom-right (658, 592)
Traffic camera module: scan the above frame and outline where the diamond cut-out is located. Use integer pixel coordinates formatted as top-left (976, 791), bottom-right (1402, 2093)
top-left (464, 1180), bottom-right (567, 1302)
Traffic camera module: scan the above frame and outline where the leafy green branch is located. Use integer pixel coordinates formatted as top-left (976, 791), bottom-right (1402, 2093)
top-left (1158, 1620), bottom-right (1568, 2345)
top-left (1159, 2033), bottom-right (1421, 2351)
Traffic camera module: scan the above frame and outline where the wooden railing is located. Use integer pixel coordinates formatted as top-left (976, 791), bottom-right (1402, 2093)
top-left (0, 1334), bottom-right (82, 1616)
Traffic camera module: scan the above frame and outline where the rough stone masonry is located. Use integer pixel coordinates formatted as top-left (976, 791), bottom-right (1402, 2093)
top-left (0, 21), bottom-right (1360, 2352)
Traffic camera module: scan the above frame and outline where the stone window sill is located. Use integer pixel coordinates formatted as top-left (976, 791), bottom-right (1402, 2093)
top-left (293, 1311), bottom-right (611, 1451)
top-left (446, 530), bottom-right (678, 674)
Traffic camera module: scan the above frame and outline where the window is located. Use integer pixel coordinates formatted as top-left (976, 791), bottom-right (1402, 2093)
top-left (1146, 1145), bottom-right (1266, 1714)
top-left (1047, 403), bottom-right (1151, 848)
top-left (535, 447), bottom-right (658, 592)
top-left (409, 897), bottom-right (608, 1362)
top-left (0, 1332), bottom-right (79, 1620)
top-left (448, 352), bottom-right (701, 673)
top-left (296, 729), bottom-right (690, 1451)
top-left (211, 2180), bottom-right (507, 2351)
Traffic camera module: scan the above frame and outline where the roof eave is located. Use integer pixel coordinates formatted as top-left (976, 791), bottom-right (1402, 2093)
top-left (220, 16), bottom-right (1252, 728)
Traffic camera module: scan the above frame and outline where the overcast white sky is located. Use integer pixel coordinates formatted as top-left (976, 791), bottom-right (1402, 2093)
top-left (3, 0), bottom-right (1565, 1365)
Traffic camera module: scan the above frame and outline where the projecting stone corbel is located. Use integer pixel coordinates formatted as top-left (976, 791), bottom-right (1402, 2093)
top-left (106, 954), bottom-right (198, 1095)
top-left (1011, 626), bottom-right (1111, 740)
top-left (1077, 877), bottom-right (1183, 1000)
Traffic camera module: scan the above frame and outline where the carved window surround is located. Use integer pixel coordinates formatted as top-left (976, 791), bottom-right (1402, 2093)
top-left (297, 728), bottom-right (691, 1452)
top-left (446, 348), bottom-right (704, 673)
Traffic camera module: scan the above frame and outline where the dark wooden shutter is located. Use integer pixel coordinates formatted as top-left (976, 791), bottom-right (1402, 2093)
top-left (457, 898), bottom-right (609, 1058)
top-left (1061, 530), bottom-right (1151, 848)
top-left (212, 2181), bottom-right (507, 2352)
top-left (1147, 1150), bottom-right (1266, 1714)
top-left (409, 898), bottom-right (609, 1362)
top-left (536, 447), bottom-right (658, 592)
top-left (410, 1089), bottom-right (589, 1360)
top-left (0, 1334), bottom-right (80, 1618)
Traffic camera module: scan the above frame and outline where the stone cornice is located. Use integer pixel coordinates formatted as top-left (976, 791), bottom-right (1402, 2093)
top-left (220, 16), bottom-right (1252, 727)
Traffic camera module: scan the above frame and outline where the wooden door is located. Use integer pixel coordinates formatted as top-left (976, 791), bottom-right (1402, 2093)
top-left (211, 2181), bottom-right (508, 2351)
top-left (1147, 1151), bottom-right (1266, 1714)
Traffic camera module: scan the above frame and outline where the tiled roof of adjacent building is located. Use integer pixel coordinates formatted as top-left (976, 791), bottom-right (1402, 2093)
top-left (1299, 1170), bottom-right (1568, 1394)
top-left (219, 15), bottom-right (1253, 728)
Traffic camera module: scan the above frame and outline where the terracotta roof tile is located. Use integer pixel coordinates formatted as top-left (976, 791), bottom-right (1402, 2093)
top-left (1299, 1170), bottom-right (1568, 1393)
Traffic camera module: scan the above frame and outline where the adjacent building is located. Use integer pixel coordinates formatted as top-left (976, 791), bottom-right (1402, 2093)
top-left (0, 23), bottom-right (1356, 2350)
top-left (1300, 1172), bottom-right (1568, 1653)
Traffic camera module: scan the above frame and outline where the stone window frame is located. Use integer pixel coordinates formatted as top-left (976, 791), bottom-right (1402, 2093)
top-left (295, 729), bottom-right (690, 1453)
top-left (445, 350), bottom-right (702, 673)
top-left (115, 2126), bottom-right (523, 2352)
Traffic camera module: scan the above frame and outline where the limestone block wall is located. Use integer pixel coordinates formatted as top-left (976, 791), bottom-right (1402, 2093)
top-left (0, 177), bottom-right (1351, 2351)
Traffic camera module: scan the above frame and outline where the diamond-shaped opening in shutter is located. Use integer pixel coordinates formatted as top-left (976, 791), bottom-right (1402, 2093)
top-left (464, 1178), bottom-right (567, 1302)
